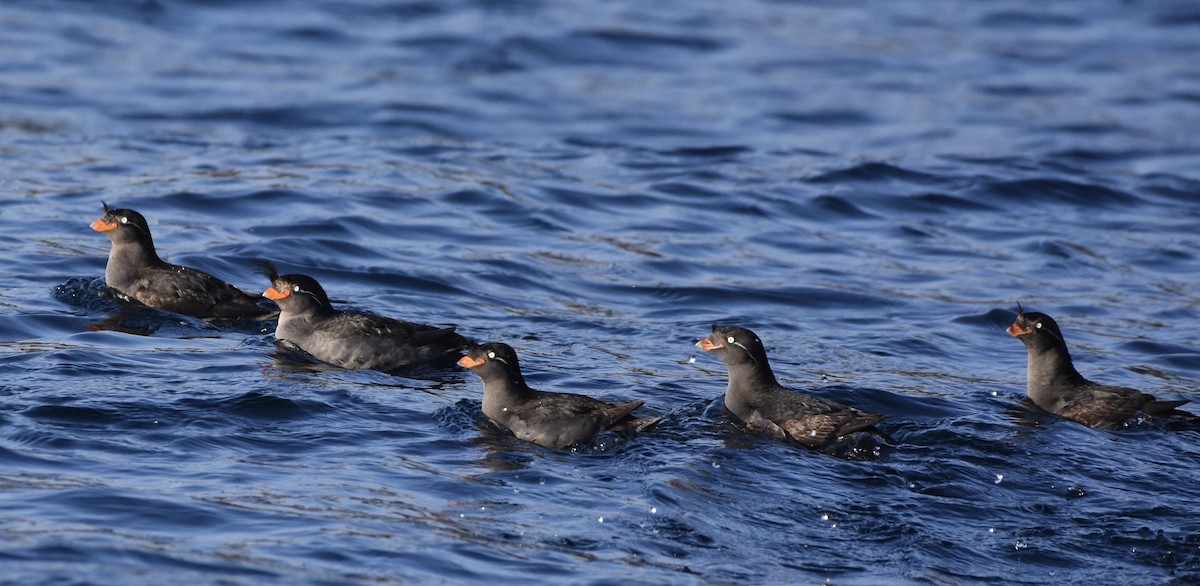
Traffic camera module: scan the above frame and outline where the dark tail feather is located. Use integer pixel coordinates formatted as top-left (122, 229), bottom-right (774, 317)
top-left (605, 400), bottom-right (662, 435)
top-left (837, 414), bottom-right (894, 444)
top-left (601, 399), bottom-right (645, 428)
top-left (1143, 399), bottom-right (1190, 416)
top-left (409, 326), bottom-right (471, 351)
top-left (864, 424), bottom-right (896, 445)
top-left (630, 416), bottom-right (662, 432)
top-left (838, 413), bottom-right (886, 434)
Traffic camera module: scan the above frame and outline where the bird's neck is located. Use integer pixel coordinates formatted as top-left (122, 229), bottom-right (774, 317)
top-left (105, 240), bottom-right (165, 286)
top-left (481, 375), bottom-right (533, 418)
top-left (1025, 343), bottom-right (1087, 403)
top-left (724, 360), bottom-right (780, 400)
top-left (278, 304), bottom-right (336, 328)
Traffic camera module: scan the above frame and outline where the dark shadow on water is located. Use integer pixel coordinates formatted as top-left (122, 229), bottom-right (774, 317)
top-left (175, 390), bottom-right (333, 422)
top-left (265, 345), bottom-right (470, 385)
top-left (56, 276), bottom-right (274, 337)
top-left (267, 347), bottom-right (340, 375)
top-left (85, 309), bottom-right (165, 336)
top-left (86, 308), bottom-right (270, 338)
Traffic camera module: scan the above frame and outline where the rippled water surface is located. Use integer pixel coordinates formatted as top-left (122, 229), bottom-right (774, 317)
top-left (3, 0), bottom-right (1200, 584)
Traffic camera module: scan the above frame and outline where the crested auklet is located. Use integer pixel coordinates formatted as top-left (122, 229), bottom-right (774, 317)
top-left (458, 342), bottom-right (659, 448)
top-left (1008, 306), bottom-right (1194, 428)
top-left (259, 260), bottom-right (469, 372)
top-left (696, 324), bottom-right (886, 447)
top-left (91, 202), bottom-right (269, 319)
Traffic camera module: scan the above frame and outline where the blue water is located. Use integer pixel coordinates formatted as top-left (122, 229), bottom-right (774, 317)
top-left (3, 0), bottom-right (1200, 583)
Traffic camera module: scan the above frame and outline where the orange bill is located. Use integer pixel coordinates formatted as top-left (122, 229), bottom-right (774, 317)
top-left (1007, 323), bottom-right (1032, 337)
top-left (458, 355), bottom-right (485, 368)
top-left (91, 218), bottom-right (118, 232)
top-left (263, 287), bottom-right (290, 300)
top-left (696, 338), bottom-right (722, 351)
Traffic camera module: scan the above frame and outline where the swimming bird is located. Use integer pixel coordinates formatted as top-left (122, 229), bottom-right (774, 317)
top-left (91, 202), bottom-right (270, 319)
top-left (458, 342), bottom-right (659, 448)
top-left (696, 324), bottom-right (886, 447)
top-left (1008, 306), bottom-right (1194, 428)
top-left (259, 260), bottom-right (469, 372)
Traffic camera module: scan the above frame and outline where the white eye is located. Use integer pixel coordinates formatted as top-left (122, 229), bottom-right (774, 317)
top-left (726, 336), bottom-right (735, 343)
top-left (119, 216), bottom-right (128, 224)
top-left (1035, 322), bottom-right (1042, 329)
top-left (292, 285), bottom-right (300, 292)
top-left (487, 351), bottom-right (496, 359)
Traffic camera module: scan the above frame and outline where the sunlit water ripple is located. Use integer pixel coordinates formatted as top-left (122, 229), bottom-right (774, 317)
top-left (2, 0), bottom-right (1200, 584)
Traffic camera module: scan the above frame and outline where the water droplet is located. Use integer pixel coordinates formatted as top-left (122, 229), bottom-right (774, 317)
top-left (687, 356), bottom-right (696, 364)
top-left (597, 517), bottom-right (604, 523)
top-left (989, 528), bottom-right (995, 533)
top-left (650, 507), bottom-right (657, 514)
top-left (821, 514), bottom-right (829, 521)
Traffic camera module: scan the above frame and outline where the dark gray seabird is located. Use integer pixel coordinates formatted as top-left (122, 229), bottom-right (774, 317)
top-left (696, 324), bottom-right (886, 448)
top-left (1008, 307), bottom-right (1194, 428)
top-left (457, 342), bottom-right (659, 449)
top-left (259, 261), bottom-right (469, 372)
top-left (91, 202), bottom-right (270, 319)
